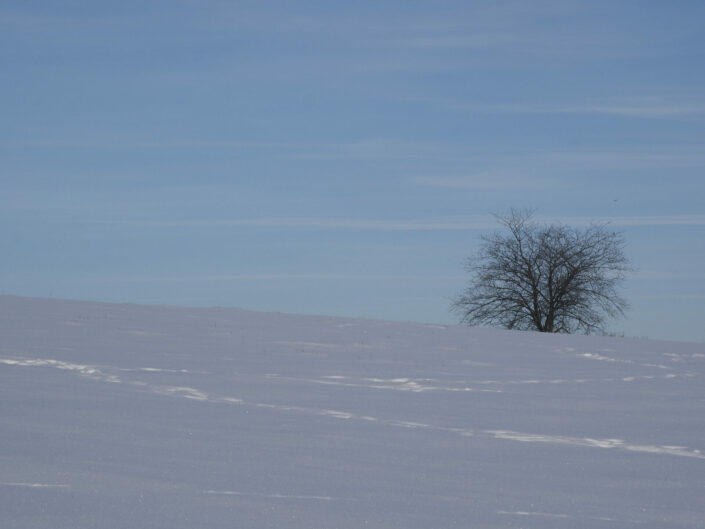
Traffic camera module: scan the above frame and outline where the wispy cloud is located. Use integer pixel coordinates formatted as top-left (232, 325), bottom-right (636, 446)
top-left (535, 151), bottom-right (705, 169)
top-left (9, 136), bottom-right (704, 170)
top-left (112, 216), bottom-right (497, 231)
top-left (107, 214), bottom-right (705, 231)
top-left (410, 97), bottom-right (705, 120)
top-left (414, 171), bottom-right (563, 190)
top-left (283, 138), bottom-right (452, 161)
top-left (384, 2), bottom-right (655, 62)
top-left (632, 295), bottom-right (705, 300)
top-left (5, 137), bottom-right (454, 162)
top-left (5, 138), bottom-right (322, 150)
top-left (394, 33), bottom-right (523, 51)
top-left (116, 273), bottom-right (464, 283)
top-left (560, 215), bottom-right (705, 227)
top-left (565, 104), bottom-right (705, 119)
top-left (634, 271), bottom-right (705, 280)
top-left (536, 101), bottom-right (705, 119)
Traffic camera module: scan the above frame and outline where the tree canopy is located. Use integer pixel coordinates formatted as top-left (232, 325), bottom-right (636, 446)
top-left (451, 210), bottom-right (631, 334)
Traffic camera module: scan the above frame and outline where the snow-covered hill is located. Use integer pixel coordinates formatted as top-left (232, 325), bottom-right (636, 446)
top-left (1, 296), bottom-right (704, 528)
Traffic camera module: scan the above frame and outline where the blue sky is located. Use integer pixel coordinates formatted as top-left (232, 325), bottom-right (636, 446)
top-left (2, 1), bottom-right (704, 342)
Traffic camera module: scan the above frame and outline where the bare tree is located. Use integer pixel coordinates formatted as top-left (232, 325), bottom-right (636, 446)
top-left (451, 210), bottom-right (631, 334)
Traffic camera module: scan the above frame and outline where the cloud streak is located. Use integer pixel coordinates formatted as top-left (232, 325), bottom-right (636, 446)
top-left (12, 136), bottom-right (702, 175)
top-left (414, 171), bottom-right (564, 190)
top-left (116, 273), bottom-right (464, 283)
top-left (563, 215), bottom-right (705, 227)
top-left (410, 94), bottom-right (705, 120)
top-left (111, 216), bottom-right (496, 231)
top-left (462, 102), bottom-right (705, 119)
top-left (110, 214), bottom-right (705, 231)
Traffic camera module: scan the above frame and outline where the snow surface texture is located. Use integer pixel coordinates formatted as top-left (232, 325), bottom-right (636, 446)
top-left (1, 295), bottom-right (704, 529)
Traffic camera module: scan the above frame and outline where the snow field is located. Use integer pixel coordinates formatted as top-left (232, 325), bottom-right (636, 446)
top-left (1, 296), bottom-right (704, 528)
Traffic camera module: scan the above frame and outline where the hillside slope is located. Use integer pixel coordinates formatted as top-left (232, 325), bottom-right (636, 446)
top-left (1, 296), bottom-right (704, 528)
